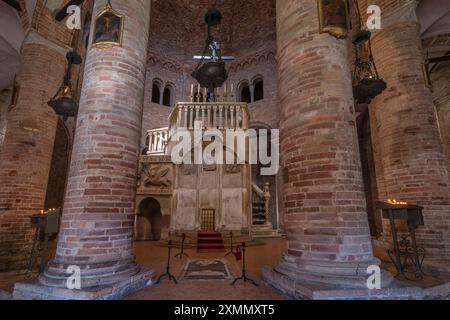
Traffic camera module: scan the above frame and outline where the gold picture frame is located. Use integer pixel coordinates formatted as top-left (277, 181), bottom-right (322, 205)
top-left (92, 1), bottom-right (124, 48)
top-left (318, 0), bottom-right (349, 39)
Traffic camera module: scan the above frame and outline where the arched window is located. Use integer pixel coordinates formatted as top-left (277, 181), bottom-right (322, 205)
top-left (163, 86), bottom-right (172, 107)
top-left (240, 83), bottom-right (251, 103)
top-left (151, 81), bottom-right (161, 104)
top-left (253, 79), bottom-right (264, 101)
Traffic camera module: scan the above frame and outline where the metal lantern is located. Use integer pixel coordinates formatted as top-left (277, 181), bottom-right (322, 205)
top-left (47, 51), bottom-right (82, 120)
top-left (351, 1), bottom-right (386, 104)
top-left (191, 8), bottom-right (229, 100)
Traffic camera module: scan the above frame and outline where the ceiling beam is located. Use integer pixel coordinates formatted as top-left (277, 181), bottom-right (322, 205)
top-left (55, 0), bottom-right (85, 22)
top-left (2, 0), bottom-right (22, 11)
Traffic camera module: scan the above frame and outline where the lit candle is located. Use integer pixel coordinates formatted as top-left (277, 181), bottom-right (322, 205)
top-left (231, 83), bottom-right (234, 93)
top-left (224, 82), bottom-right (227, 94)
top-left (197, 85), bottom-right (200, 95)
top-left (191, 84), bottom-right (194, 96)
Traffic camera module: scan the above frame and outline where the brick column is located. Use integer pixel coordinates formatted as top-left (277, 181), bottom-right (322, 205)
top-left (368, 1), bottom-right (450, 263)
top-left (263, 0), bottom-right (383, 296)
top-left (40, 0), bottom-right (151, 288)
top-left (0, 43), bottom-right (66, 271)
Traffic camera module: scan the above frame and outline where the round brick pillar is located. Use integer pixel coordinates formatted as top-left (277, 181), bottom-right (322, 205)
top-left (369, 3), bottom-right (450, 262)
top-left (40, 0), bottom-right (151, 288)
top-left (0, 43), bottom-right (65, 271)
top-left (264, 0), bottom-right (381, 291)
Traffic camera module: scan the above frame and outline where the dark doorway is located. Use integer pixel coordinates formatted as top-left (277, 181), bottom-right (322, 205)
top-left (44, 119), bottom-right (71, 210)
top-left (138, 197), bottom-right (163, 241)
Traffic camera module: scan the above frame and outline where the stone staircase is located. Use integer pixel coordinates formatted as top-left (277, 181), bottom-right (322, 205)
top-left (252, 200), bottom-right (266, 225)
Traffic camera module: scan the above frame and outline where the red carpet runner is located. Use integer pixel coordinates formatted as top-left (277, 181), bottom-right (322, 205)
top-left (197, 231), bottom-right (225, 253)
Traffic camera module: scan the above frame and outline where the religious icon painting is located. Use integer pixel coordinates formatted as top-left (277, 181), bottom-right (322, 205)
top-left (317, 0), bottom-right (349, 39)
top-left (92, 1), bottom-right (124, 47)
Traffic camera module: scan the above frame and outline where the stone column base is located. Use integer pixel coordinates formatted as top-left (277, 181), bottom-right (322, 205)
top-left (262, 261), bottom-right (424, 300)
top-left (12, 269), bottom-right (155, 300)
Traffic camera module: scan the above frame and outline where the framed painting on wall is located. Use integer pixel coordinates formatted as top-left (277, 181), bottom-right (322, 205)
top-left (92, 1), bottom-right (124, 47)
top-left (318, 0), bottom-right (349, 39)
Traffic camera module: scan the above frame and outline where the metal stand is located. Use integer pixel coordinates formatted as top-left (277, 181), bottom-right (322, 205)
top-left (25, 210), bottom-right (60, 280)
top-left (174, 233), bottom-right (189, 259)
top-left (156, 240), bottom-right (178, 284)
top-left (224, 231), bottom-right (234, 257)
top-left (231, 242), bottom-right (258, 286)
top-left (387, 209), bottom-right (426, 281)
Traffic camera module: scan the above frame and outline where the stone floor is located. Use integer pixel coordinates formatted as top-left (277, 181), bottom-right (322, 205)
top-left (127, 238), bottom-right (288, 300)
top-left (1, 237), bottom-right (450, 300)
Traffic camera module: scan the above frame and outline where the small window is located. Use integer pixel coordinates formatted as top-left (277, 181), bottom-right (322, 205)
top-left (151, 83), bottom-right (160, 104)
top-left (163, 87), bottom-right (172, 107)
top-left (254, 80), bottom-right (264, 101)
top-left (240, 85), bottom-right (251, 103)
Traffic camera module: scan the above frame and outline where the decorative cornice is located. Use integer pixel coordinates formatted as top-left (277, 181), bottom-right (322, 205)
top-left (228, 50), bottom-right (276, 73)
top-left (147, 52), bottom-right (183, 73)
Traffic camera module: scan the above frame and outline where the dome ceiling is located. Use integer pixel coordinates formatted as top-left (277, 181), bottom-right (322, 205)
top-left (148, 0), bottom-right (276, 65)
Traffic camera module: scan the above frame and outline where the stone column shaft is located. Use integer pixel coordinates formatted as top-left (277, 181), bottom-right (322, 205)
top-left (263, 0), bottom-right (382, 297)
top-left (40, 0), bottom-right (152, 288)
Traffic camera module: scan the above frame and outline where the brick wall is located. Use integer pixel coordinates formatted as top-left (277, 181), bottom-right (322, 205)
top-left (0, 44), bottom-right (66, 271)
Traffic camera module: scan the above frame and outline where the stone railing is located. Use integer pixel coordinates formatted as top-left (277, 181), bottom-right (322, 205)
top-left (146, 127), bottom-right (169, 155)
top-left (169, 102), bottom-right (250, 132)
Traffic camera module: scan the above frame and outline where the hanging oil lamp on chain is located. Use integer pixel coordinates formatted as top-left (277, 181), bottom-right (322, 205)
top-left (351, 0), bottom-right (386, 104)
top-left (191, 8), bottom-right (229, 102)
top-left (47, 51), bottom-right (82, 121)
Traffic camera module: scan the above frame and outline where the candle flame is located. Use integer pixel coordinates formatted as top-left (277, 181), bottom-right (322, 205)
top-left (386, 199), bottom-right (408, 205)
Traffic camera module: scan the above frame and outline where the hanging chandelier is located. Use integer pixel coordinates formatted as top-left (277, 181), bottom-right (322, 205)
top-left (351, 1), bottom-right (386, 104)
top-left (191, 8), bottom-right (229, 100)
top-left (47, 51), bottom-right (82, 120)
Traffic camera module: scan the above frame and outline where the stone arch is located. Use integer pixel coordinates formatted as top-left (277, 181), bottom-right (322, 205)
top-left (238, 80), bottom-right (251, 103)
top-left (137, 197), bottom-right (163, 241)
